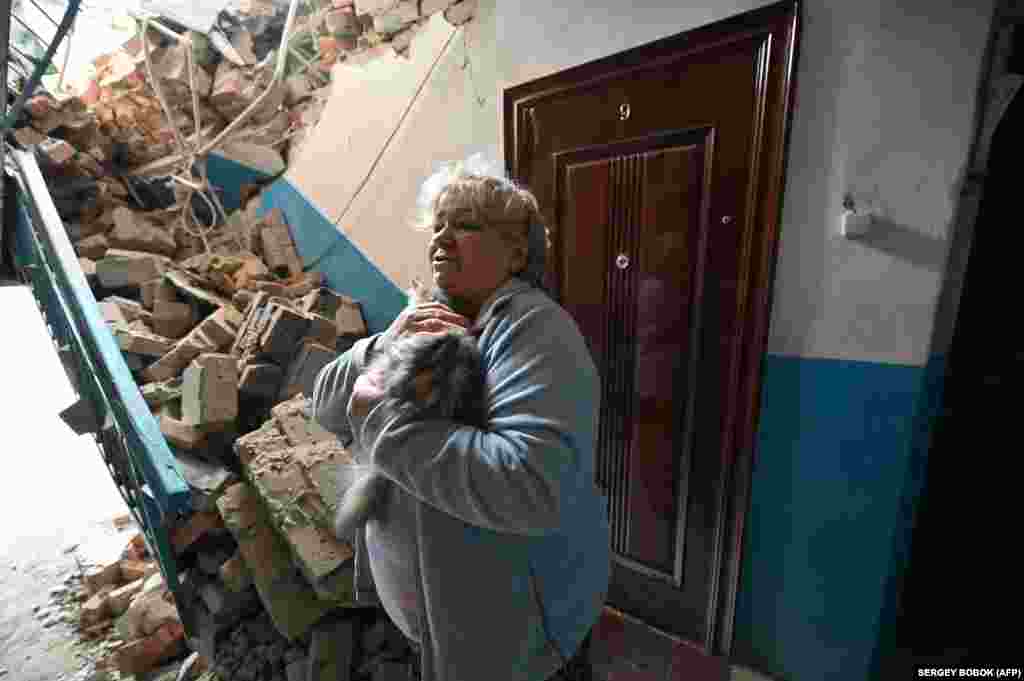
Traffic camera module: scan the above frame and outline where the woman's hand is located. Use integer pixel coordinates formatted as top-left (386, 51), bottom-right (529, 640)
top-left (382, 303), bottom-right (471, 345)
top-left (352, 303), bottom-right (471, 421)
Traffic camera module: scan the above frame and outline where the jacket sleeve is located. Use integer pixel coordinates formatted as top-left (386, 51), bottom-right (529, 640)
top-left (350, 303), bottom-right (600, 537)
top-left (311, 334), bottom-right (383, 447)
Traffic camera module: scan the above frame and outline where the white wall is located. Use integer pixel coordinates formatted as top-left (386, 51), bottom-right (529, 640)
top-left (287, 0), bottom-right (995, 366)
top-left (285, 3), bottom-right (502, 291)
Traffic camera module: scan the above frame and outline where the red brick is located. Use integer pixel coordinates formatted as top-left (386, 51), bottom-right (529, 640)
top-left (152, 300), bottom-right (195, 339)
top-left (122, 532), bottom-right (149, 560)
top-left (112, 621), bottom-right (185, 675)
top-left (120, 559), bottom-right (158, 583)
top-left (83, 562), bottom-right (122, 595)
top-left (80, 584), bottom-right (116, 625)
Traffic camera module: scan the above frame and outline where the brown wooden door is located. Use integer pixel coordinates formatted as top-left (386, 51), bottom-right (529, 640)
top-left (504, 1), bottom-right (800, 655)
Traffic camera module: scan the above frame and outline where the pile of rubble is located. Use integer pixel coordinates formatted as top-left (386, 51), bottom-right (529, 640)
top-left (36, 527), bottom-right (193, 680)
top-left (62, 192), bottom-right (418, 679)
top-left (12, 0), bottom-right (478, 172)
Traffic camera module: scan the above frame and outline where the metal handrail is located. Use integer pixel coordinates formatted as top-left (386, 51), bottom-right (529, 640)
top-left (2, 0), bottom-right (81, 130)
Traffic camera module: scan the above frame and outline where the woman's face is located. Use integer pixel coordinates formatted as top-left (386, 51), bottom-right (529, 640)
top-left (428, 194), bottom-right (525, 314)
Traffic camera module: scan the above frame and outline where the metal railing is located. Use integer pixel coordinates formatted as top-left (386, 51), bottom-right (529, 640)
top-left (1, 0), bottom-right (192, 609)
top-left (6, 147), bottom-right (192, 605)
top-left (1, 0), bottom-right (80, 131)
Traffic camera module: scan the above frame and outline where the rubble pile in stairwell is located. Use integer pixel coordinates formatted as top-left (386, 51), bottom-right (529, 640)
top-left (40, 160), bottom-right (418, 680)
top-left (10, 1), bottom-right (483, 678)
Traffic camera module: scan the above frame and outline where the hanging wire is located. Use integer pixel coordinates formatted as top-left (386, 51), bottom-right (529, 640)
top-left (131, 0), bottom-right (300, 253)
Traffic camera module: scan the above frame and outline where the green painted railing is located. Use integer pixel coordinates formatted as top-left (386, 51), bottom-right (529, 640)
top-left (7, 148), bottom-right (191, 605)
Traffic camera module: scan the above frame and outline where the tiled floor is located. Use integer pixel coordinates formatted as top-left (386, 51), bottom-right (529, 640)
top-left (590, 608), bottom-right (768, 681)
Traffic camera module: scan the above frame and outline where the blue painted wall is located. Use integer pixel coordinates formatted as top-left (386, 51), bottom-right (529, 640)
top-left (732, 354), bottom-right (944, 680)
top-left (206, 155), bottom-right (407, 335)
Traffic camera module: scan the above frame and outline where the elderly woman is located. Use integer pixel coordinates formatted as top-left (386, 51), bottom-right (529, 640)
top-left (312, 166), bottom-right (610, 681)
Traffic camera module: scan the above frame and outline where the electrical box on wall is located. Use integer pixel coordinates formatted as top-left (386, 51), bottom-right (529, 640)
top-left (839, 209), bottom-right (873, 238)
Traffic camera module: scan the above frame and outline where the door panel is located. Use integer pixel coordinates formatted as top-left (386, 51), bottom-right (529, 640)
top-left (505, 0), bottom-right (800, 656)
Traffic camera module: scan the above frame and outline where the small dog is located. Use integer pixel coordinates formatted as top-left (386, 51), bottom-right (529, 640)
top-left (333, 280), bottom-right (487, 540)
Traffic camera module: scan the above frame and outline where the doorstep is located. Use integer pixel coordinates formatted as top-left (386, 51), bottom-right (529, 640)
top-left (591, 607), bottom-right (773, 681)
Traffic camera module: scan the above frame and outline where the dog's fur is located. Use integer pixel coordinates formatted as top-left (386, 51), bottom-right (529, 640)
top-left (333, 281), bottom-right (487, 540)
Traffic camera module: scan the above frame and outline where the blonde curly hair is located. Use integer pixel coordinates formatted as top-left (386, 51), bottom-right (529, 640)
top-left (414, 157), bottom-right (550, 290)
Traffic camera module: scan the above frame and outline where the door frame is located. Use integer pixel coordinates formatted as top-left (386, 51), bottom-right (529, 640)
top-left (503, 0), bottom-right (802, 656)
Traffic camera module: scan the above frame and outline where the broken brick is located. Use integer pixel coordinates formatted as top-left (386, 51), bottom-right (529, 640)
top-left (77, 233), bottom-right (109, 259)
top-left (123, 532), bottom-right (149, 561)
top-left (107, 577), bottom-right (145, 616)
top-left (160, 413), bottom-right (208, 450)
top-left (233, 419), bottom-right (288, 467)
top-left (112, 620), bottom-right (185, 675)
top-left (12, 126), bottom-right (47, 147)
top-left (114, 325), bottom-right (176, 357)
top-left (259, 303), bottom-right (310, 363)
top-left (96, 250), bottom-right (169, 289)
top-left (140, 277), bottom-right (177, 310)
top-left (108, 207), bottom-right (177, 257)
top-left (305, 313), bottom-right (338, 349)
top-left (140, 379), bottom-right (183, 408)
top-left (103, 295), bottom-right (151, 323)
top-left (81, 584), bottom-right (117, 625)
top-left (152, 300), bottom-right (195, 339)
top-left (142, 334), bottom-right (209, 383)
top-left (120, 559), bottom-right (158, 583)
top-left (299, 288), bottom-right (344, 319)
top-left (83, 562), bottom-right (123, 595)
top-left (334, 296), bottom-right (367, 337)
top-left (182, 353), bottom-right (238, 427)
top-left (259, 209), bottom-right (303, 278)
top-left (216, 482), bottom-right (335, 639)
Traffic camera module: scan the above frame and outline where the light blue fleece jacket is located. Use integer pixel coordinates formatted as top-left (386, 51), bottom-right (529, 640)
top-left (312, 277), bottom-right (611, 681)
